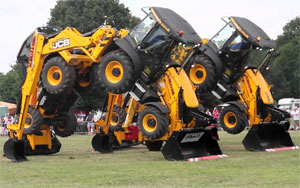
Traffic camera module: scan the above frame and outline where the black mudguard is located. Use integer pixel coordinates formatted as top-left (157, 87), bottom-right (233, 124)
top-left (115, 35), bottom-right (143, 73)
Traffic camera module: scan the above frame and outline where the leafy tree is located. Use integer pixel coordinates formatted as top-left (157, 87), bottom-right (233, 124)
top-left (268, 17), bottom-right (300, 100)
top-left (48, 0), bottom-right (140, 33)
top-left (0, 64), bottom-right (23, 103)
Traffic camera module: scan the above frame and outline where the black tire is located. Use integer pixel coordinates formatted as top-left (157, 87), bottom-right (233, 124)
top-left (23, 108), bottom-right (43, 134)
top-left (219, 105), bottom-right (248, 134)
top-left (186, 55), bottom-right (217, 93)
top-left (145, 141), bottom-right (163, 151)
top-left (75, 63), bottom-right (101, 92)
top-left (98, 50), bottom-right (135, 94)
top-left (53, 112), bottom-right (77, 137)
top-left (109, 107), bottom-right (126, 131)
top-left (41, 56), bottom-right (76, 94)
top-left (138, 106), bottom-right (169, 140)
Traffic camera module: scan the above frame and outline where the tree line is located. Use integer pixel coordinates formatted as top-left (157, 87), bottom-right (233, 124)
top-left (0, 0), bottom-right (299, 111)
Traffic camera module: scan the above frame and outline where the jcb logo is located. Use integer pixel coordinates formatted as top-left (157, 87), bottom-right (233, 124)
top-left (52, 38), bottom-right (70, 49)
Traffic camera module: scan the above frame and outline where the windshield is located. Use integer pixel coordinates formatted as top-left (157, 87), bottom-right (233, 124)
top-left (130, 13), bottom-right (157, 43)
top-left (248, 47), bottom-right (271, 68)
top-left (17, 33), bottom-right (34, 68)
top-left (210, 22), bottom-right (236, 49)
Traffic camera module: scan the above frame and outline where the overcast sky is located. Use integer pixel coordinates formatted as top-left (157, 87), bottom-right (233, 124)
top-left (0, 0), bottom-right (299, 73)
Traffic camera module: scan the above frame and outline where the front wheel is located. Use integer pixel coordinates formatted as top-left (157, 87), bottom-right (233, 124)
top-left (109, 107), bottom-right (126, 131)
top-left (219, 105), bottom-right (248, 134)
top-left (98, 50), bottom-right (136, 94)
top-left (137, 106), bottom-right (169, 140)
top-left (41, 56), bottom-right (76, 94)
top-left (23, 108), bottom-right (43, 134)
top-left (53, 112), bottom-right (77, 137)
top-left (186, 55), bottom-right (217, 93)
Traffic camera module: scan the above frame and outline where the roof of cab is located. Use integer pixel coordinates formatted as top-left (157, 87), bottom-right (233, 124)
top-left (230, 16), bottom-right (275, 48)
top-left (151, 7), bottom-right (201, 44)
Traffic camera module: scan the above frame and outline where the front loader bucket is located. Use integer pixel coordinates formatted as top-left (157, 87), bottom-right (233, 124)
top-left (162, 128), bottom-right (222, 161)
top-left (3, 138), bottom-right (27, 162)
top-left (92, 133), bottom-right (113, 153)
top-left (242, 123), bottom-right (294, 151)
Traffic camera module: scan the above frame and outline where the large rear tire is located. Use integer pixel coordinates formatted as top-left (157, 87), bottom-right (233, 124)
top-left (53, 112), bottom-right (77, 137)
top-left (23, 108), bottom-right (43, 135)
top-left (109, 107), bottom-right (126, 131)
top-left (98, 50), bottom-right (135, 94)
top-left (187, 55), bottom-right (217, 93)
top-left (220, 105), bottom-right (248, 134)
top-left (138, 106), bottom-right (169, 140)
top-left (41, 56), bottom-right (76, 94)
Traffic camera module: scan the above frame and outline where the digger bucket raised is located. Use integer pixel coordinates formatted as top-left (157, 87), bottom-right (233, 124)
top-left (242, 123), bottom-right (294, 151)
top-left (3, 138), bottom-right (27, 162)
top-left (162, 127), bottom-right (222, 161)
top-left (92, 133), bottom-right (113, 153)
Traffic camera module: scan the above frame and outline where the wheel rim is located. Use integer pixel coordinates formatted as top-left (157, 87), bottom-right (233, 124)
top-left (143, 114), bottom-right (157, 133)
top-left (189, 64), bottom-right (206, 85)
top-left (78, 69), bottom-right (92, 87)
top-left (110, 112), bottom-right (119, 126)
top-left (47, 66), bottom-right (62, 86)
top-left (224, 112), bottom-right (237, 128)
top-left (105, 61), bottom-right (123, 84)
top-left (24, 113), bottom-right (33, 129)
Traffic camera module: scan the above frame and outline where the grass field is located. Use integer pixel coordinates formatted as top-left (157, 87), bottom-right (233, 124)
top-left (0, 131), bottom-right (299, 188)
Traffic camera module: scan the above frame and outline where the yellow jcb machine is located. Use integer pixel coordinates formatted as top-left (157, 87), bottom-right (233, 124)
top-left (3, 24), bottom-right (139, 162)
top-left (92, 93), bottom-right (144, 152)
top-left (92, 7), bottom-right (222, 161)
top-left (186, 16), bottom-right (294, 151)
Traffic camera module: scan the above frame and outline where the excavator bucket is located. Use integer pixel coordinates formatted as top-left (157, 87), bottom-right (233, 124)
top-left (242, 122), bottom-right (294, 151)
top-left (92, 133), bottom-right (113, 153)
top-left (162, 127), bottom-right (222, 161)
top-left (3, 138), bottom-right (27, 162)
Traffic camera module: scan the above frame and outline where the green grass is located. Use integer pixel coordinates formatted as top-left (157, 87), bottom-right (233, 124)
top-left (0, 131), bottom-right (299, 188)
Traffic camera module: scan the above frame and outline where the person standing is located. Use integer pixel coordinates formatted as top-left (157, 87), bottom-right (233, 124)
top-left (205, 108), bottom-right (212, 116)
top-left (85, 111), bottom-right (94, 135)
top-left (290, 107), bottom-right (300, 130)
top-left (212, 107), bottom-right (220, 128)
